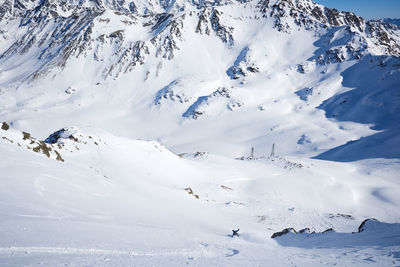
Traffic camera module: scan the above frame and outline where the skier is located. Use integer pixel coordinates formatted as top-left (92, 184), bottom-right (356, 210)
top-left (232, 228), bottom-right (240, 237)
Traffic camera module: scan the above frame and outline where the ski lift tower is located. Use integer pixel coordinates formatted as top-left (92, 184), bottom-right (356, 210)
top-left (270, 143), bottom-right (275, 158)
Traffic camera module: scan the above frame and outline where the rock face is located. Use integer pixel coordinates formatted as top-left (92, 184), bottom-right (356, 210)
top-left (358, 218), bottom-right (379, 233)
top-left (0, 124), bottom-right (109, 162)
top-left (259, 0), bottom-right (400, 59)
top-left (271, 228), bottom-right (297, 238)
top-left (182, 87), bottom-right (243, 119)
top-left (271, 218), bottom-right (383, 239)
top-left (44, 127), bottom-right (80, 144)
top-left (226, 47), bottom-right (259, 79)
top-left (154, 80), bottom-right (192, 105)
top-left (0, 0), bottom-right (399, 86)
top-left (0, 122), bottom-right (65, 162)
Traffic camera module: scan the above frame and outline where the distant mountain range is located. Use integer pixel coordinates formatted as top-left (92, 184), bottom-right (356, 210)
top-left (382, 18), bottom-right (400, 26)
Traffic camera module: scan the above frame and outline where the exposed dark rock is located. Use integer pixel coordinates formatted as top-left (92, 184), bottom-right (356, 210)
top-left (1, 122), bottom-right (10, 131)
top-left (272, 218), bottom-right (383, 240)
top-left (322, 228), bottom-right (334, 233)
top-left (194, 151), bottom-right (208, 158)
top-left (184, 187), bottom-right (199, 199)
top-left (358, 218), bottom-right (379, 233)
top-left (327, 213), bottom-right (354, 220)
top-left (69, 135), bottom-right (79, 142)
top-left (220, 185), bottom-right (233, 190)
top-left (154, 80), bottom-right (191, 105)
top-left (109, 30), bottom-right (125, 39)
top-left (54, 150), bottom-right (65, 162)
top-left (195, 11), bottom-right (211, 35)
top-left (271, 228), bottom-right (297, 238)
top-left (32, 141), bottom-right (52, 158)
top-left (45, 128), bottom-right (69, 144)
top-left (298, 228), bottom-right (311, 234)
top-left (297, 64), bottom-right (306, 74)
top-left (22, 132), bottom-right (31, 140)
top-left (65, 87), bottom-right (76, 94)
top-left (182, 87), bottom-right (234, 119)
top-left (2, 136), bottom-right (13, 143)
top-left (210, 9), bottom-right (234, 47)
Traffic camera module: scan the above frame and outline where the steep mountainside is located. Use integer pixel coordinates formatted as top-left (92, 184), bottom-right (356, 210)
top-left (0, 0), bottom-right (399, 161)
top-left (1, 0), bottom-right (399, 82)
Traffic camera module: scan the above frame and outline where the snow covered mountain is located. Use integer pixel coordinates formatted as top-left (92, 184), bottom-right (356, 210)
top-left (0, 0), bottom-right (400, 265)
top-left (1, 0), bottom-right (399, 82)
top-left (383, 18), bottom-right (400, 27)
top-left (0, 0), bottom-right (399, 159)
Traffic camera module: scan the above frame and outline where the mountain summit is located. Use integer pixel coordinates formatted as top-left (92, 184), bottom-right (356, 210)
top-left (0, 0), bottom-right (399, 83)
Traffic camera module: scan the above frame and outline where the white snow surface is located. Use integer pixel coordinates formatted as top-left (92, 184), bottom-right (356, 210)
top-left (1, 126), bottom-right (400, 266)
top-left (0, 0), bottom-right (400, 265)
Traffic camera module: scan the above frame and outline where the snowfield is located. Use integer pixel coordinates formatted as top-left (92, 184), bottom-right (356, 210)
top-left (0, 125), bottom-right (399, 266)
top-left (0, 0), bottom-right (400, 265)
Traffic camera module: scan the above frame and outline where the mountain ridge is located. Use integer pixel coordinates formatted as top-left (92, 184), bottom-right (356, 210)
top-left (0, 0), bottom-right (399, 160)
top-left (0, 0), bottom-right (399, 86)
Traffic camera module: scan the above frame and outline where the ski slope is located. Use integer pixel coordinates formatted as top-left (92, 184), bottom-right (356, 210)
top-left (1, 125), bottom-right (400, 265)
top-left (0, 0), bottom-right (399, 265)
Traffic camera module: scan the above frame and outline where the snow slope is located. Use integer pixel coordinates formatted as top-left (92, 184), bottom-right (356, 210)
top-left (0, 0), bottom-right (398, 160)
top-left (1, 125), bottom-right (400, 265)
top-left (0, 0), bottom-right (399, 265)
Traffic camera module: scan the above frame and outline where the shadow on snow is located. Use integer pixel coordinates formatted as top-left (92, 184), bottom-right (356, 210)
top-left (314, 55), bottom-right (400, 162)
top-left (273, 220), bottom-right (400, 249)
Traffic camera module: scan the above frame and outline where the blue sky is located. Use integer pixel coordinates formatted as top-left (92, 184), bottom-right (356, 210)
top-left (313, 0), bottom-right (400, 20)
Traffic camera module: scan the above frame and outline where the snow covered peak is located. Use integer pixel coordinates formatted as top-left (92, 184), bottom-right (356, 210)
top-left (382, 18), bottom-right (400, 27)
top-left (1, 0), bottom-right (399, 88)
top-left (0, 0), bottom-right (399, 161)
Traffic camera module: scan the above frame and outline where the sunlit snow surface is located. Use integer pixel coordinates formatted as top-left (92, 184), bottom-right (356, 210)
top-left (0, 126), bottom-right (399, 266)
top-left (0, 0), bottom-right (400, 265)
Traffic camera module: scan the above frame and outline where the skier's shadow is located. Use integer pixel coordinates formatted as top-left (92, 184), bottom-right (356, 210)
top-left (226, 248), bottom-right (240, 257)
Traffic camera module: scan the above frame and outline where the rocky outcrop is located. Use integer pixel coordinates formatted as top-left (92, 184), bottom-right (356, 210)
top-left (271, 228), bottom-right (297, 238)
top-left (227, 47), bottom-right (260, 79)
top-left (258, 0), bottom-right (400, 59)
top-left (358, 218), bottom-right (379, 233)
top-left (182, 87), bottom-right (243, 119)
top-left (154, 80), bottom-right (192, 105)
top-left (195, 8), bottom-right (234, 47)
top-left (150, 13), bottom-right (184, 60)
top-left (1, 122), bottom-right (64, 162)
top-left (271, 218), bottom-right (383, 239)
